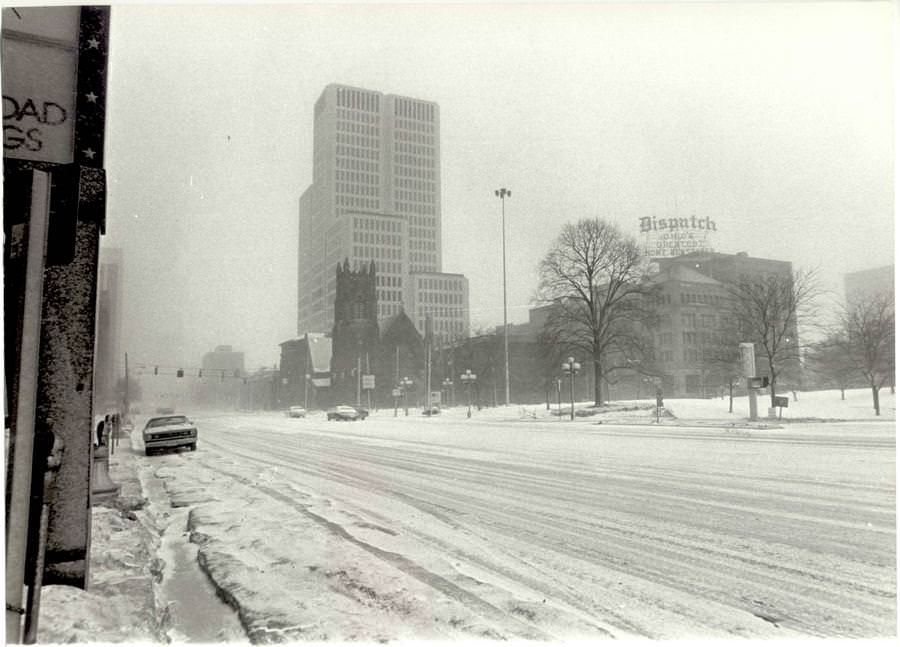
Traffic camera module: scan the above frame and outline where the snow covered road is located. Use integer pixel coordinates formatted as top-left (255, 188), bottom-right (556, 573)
top-left (144, 409), bottom-right (896, 641)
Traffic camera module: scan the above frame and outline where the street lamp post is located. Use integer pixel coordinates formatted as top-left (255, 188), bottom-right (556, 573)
top-left (494, 188), bottom-right (511, 407)
top-left (460, 369), bottom-right (477, 418)
top-left (442, 378), bottom-right (453, 409)
top-left (399, 377), bottom-right (413, 416)
top-left (561, 357), bottom-right (581, 421)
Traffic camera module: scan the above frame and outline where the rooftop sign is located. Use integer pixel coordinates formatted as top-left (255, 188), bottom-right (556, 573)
top-left (639, 215), bottom-right (717, 258)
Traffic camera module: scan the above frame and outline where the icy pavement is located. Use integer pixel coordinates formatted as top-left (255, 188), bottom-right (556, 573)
top-left (37, 388), bottom-right (896, 643)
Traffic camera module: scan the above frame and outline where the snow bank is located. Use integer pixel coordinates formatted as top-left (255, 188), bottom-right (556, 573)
top-left (38, 434), bottom-right (169, 643)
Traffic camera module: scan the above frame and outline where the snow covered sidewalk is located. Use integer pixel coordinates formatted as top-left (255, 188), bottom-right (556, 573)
top-left (38, 433), bottom-right (169, 644)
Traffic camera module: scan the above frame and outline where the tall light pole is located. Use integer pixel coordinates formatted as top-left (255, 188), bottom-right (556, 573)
top-left (494, 188), bottom-right (511, 406)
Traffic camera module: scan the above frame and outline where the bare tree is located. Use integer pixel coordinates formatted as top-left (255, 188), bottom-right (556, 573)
top-left (727, 268), bottom-right (821, 407)
top-left (807, 334), bottom-right (858, 400)
top-left (835, 292), bottom-right (895, 415)
top-left (536, 219), bottom-right (656, 406)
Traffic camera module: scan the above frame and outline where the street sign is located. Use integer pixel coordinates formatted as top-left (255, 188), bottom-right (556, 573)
top-left (391, 388), bottom-right (401, 398)
top-left (774, 396), bottom-right (789, 408)
top-left (739, 343), bottom-right (756, 378)
top-left (362, 374), bottom-right (375, 390)
top-left (2, 6), bottom-right (81, 163)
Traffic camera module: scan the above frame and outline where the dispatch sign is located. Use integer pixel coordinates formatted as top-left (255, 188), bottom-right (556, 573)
top-left (2, 6), bottom-right (81, 163)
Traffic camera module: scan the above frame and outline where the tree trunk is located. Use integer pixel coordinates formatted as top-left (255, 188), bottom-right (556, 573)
top-left (840, 387), bottom-right (845, 400)
top-left (871, 384), bottom-right (881, 416)
top-left (593, 359), bottom-right (603, 406)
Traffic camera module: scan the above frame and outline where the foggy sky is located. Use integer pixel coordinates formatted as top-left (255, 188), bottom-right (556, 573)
top-left (93, 1), bottom-right (893, 371)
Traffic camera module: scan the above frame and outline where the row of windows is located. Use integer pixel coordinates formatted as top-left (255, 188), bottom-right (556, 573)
top-left (409, 253), bottom-right (437, 268)
top-left (336, 133), bottom-right (377, 149)
top-left (353, 217), bottom-right (402, 232)
top-left (412, 239), bottom-right (436, 252)
top-left (354, 245), bottom-right (402, 261)
top-left (395, 177), bottom-right (435, 192)
top-left (656, 333), bottom-right (673, 347)
top-left (394, 99), bottom-right (435, 121)
top-left (395, 189), bottom-right (434, 204)
top-left (337, 120), bottom-right (378, 136)
top-left (337, 87), bottom-right (379, 112)
top-left (418, 277), bottom-right (460, 291)
top-left (336, 170), bottom-right (378, 185)
top-left (376, 275), bottom-right (402, 288)
top-left (337, 157), bottom-right (378, 172)
top-left (393, 165), bottom-right (435, 180)
top-left (337, 196), bottom-right (378, 210)
top-left (393, 154), bottom-right (433, 168)
top-left (395, 130), bottom-right (434, 145)
top-left (410, 215), bottom-right (436, 229)
top-left (680, 313), bottom-right (719, 328)
top-left (379, 303), bottom-right (403, 317)
top-left (396, 202), bottom-right (436, 216)
top-left (395, 118), bottom-right (435, 133)
top-left (378, 289), bottom-right (402, 303)
top-left (336, 107), bottom-right (378, 123)
top-left (418, 291), bottom-right (463, 305)
top-left (353, 231), bottom-right (401, 247)
top-left (681, 292), bottom-right (724, 305)
top-left (336, 145), bottom-right (378, 160)
top-left (652, 293), bottom-right (673, 306)
top-left (394, 141), bottom-right (434, 156)
top-left (337, 182), bottom-right (378, 197)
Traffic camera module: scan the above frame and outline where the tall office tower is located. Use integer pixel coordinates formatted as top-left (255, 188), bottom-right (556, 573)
top-left (298, 84), bottom-right (468, 343)
top-left (95, 246), bottom-right (123, 407)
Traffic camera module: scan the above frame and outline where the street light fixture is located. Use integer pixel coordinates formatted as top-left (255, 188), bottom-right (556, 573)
top-left (561, 357), bottom-right (581, 420)
top-left (494, 187), bottom-right (511, 407)
top-left (399, 377), bottom-right (413, 416)
top-left (460, 369), bottom-right (477, 418)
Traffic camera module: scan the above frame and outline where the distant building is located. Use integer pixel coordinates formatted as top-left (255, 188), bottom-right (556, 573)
top-left (297, 83), bottom-right (469, 342)
top-left (278, 333), bottom-right (332, 410)
top-left (94, 247), bottom-right (123, 407)
top-left (198, 345), bottom-right (245, 409)
top-left (844, 265), bottom-right (894, 303)
top-left (449, 250), bottom-right (799, 403)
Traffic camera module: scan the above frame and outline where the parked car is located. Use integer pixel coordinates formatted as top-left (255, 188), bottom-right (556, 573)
top-left (142, 414), bottom-right (197, 455)
top-left (422, 405), bottom-right (440, 416)
top-left (327, 405), bottom-right (367, 421)
top-left (286, 405), bottom-right (307, 418)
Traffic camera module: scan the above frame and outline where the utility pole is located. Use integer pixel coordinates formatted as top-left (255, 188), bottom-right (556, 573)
top-left (494, 188), bottom-right (511, 406)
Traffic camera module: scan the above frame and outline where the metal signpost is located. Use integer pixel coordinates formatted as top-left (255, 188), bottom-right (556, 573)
top-left (739, 342), bottom-right (758, 421)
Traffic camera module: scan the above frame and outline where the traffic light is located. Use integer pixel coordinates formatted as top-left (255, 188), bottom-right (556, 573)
top-left (198, 369), bottom-right (203, 377)
top-left (154, 366), bottom-right (158, 375)
top-left (176, 369), bottom-right (184, 378)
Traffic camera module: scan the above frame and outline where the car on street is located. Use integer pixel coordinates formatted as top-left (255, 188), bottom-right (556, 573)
top-left (142, 414), bottom-right (197, 455)
top-left (286, 405), bottom-right (307, 418)
top-left (326, 405), bottom-right (368, 421)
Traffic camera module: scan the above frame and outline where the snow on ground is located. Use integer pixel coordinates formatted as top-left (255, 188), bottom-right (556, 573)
top-left (36, 389), bottom-right (895, 644)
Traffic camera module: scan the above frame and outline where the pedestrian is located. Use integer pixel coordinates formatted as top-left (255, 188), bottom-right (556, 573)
top-left (95, 416), bottom-right (106, 446)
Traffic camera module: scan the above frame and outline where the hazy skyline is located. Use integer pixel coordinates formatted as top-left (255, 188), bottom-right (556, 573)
top-left (90, 1), bottom-right (893, 370)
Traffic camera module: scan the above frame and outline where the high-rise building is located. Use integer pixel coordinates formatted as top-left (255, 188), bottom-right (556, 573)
top-left (298, 84), bottom-right (468, 342)
top-left (95, 246), bottom-right (123, 407)
top-left (844, 265), bottom-right (894, 303)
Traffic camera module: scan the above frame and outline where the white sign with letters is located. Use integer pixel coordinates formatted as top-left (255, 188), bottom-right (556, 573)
top-left (2, 6), bottom-right (80, 163)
